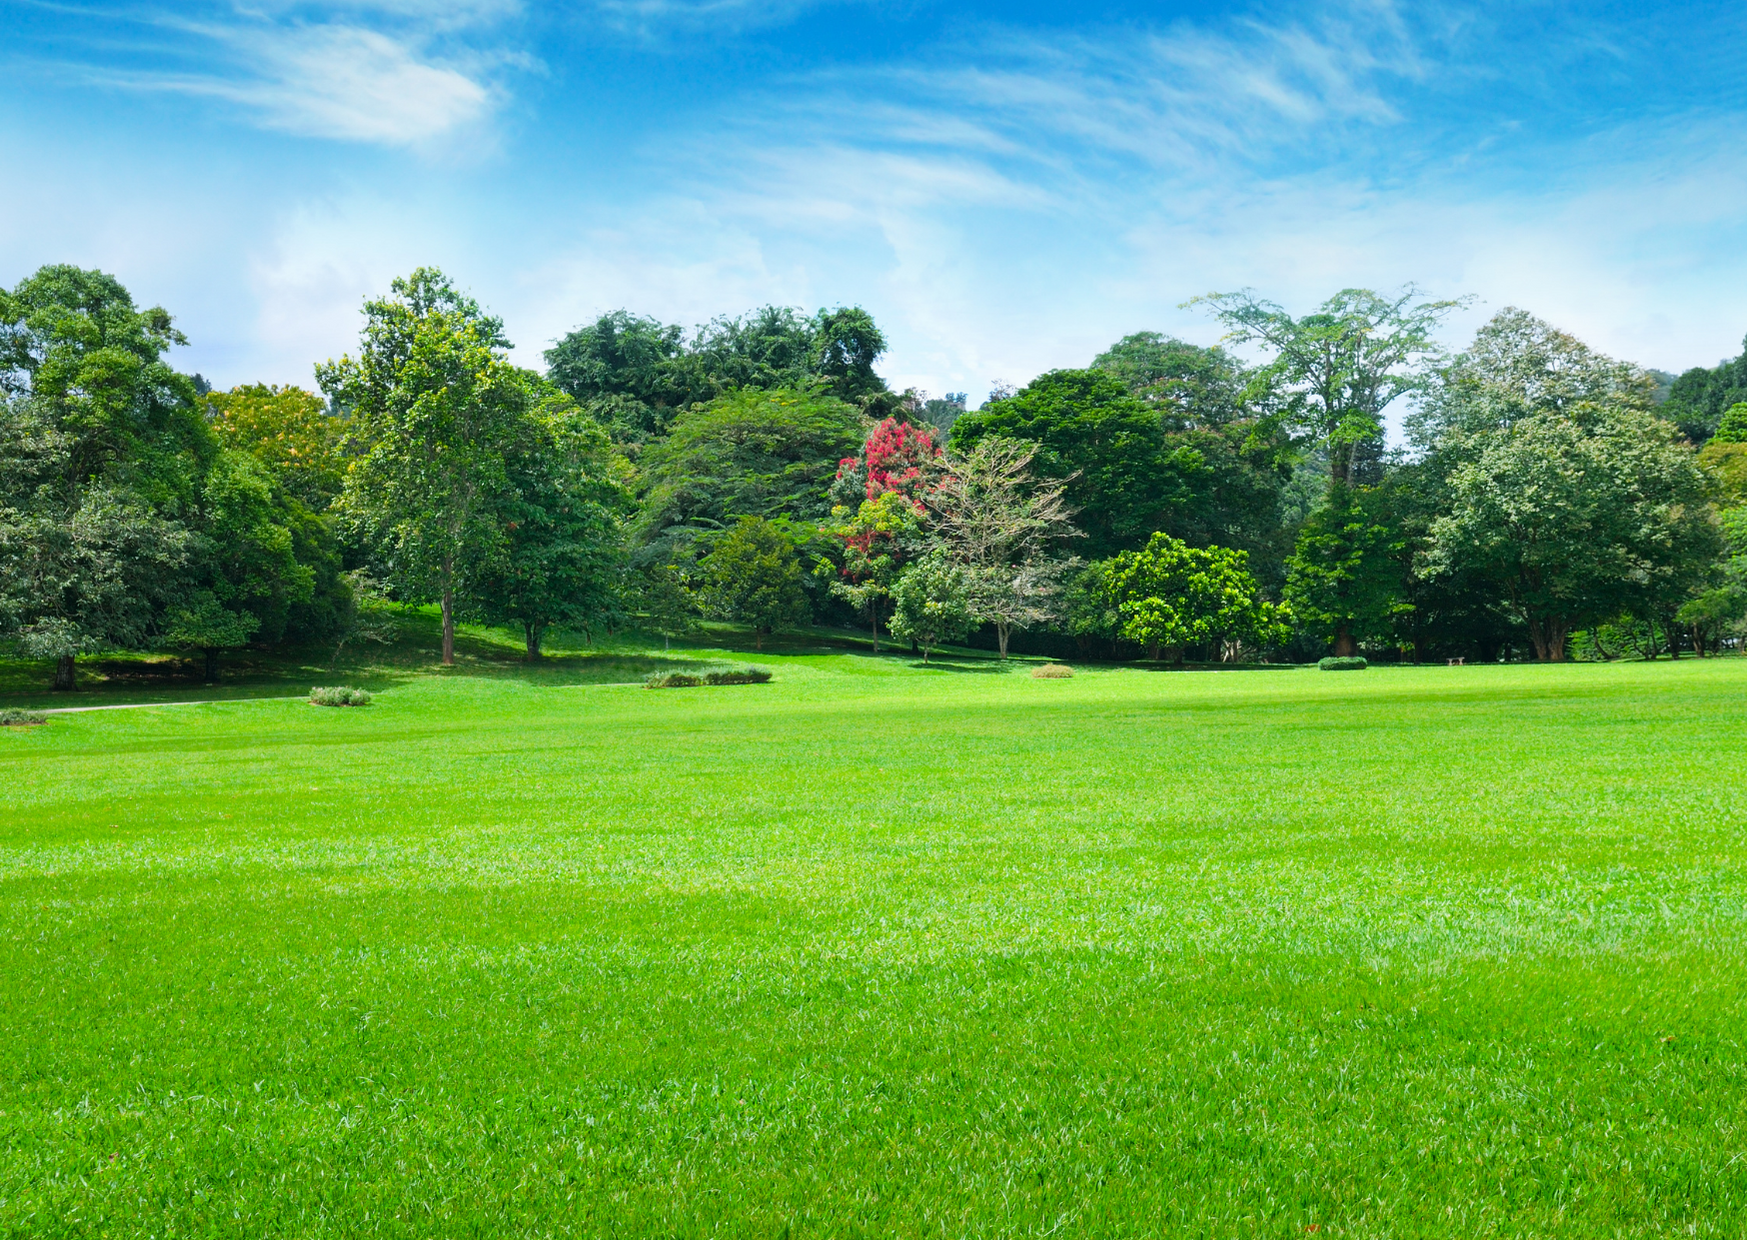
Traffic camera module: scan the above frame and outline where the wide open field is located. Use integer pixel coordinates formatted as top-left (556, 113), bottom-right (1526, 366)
top-left (3, 655), bottom-right (1746, 1237)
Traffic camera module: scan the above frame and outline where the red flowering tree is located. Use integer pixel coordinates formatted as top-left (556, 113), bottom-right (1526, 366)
top-left (826, 419), bottom-right (946, 650)
top-left (831, 417), bottom-right (944, 509)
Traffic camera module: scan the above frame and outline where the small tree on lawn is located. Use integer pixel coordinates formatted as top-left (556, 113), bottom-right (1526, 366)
top-left (160, 590), bottom-right (259, 682)
top-left (633, 560), bottom-right (700, 651)
top-left (701, 515), bottom-right (809, 650)
top-left (929, 436), bottom-right (1081, 657)
top-left (829, 489), bottom-right (925, 652)
top-left (1108, 532), bottom-right (1284, 662)
top-left (889, 551), bottom-right (974, 662)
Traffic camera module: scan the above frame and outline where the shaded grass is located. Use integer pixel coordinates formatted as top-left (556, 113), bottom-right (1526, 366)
top-left (2, 657), bottom-right (1746, 1235)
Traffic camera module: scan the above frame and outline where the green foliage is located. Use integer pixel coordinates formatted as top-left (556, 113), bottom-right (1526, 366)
top-left (466, 384), bottom-right (631, 658)
top-left (889, 550), bottom-right (975, 662)
top-left (1195, 287), bottom-right (1466, 485)
top-left (545, 305), bottom-right (891, 442)
top-left (1426, 407), bottom-right (1719, 661)
top-left (1412, 308), bottom-right (1657, 451)
top-left (0, 265), bottom-right (213, 688)
top-left (700, 516), bottom-right (809, 649)
top-left (637, 387), bottom-right (865, 560)
top-left (1661, 335), bottom-right (1747, 443)
top-left (1091, 332), bottom-right (1251, 427)
top-left (542, 311), bottom-right (692, 441)
top-left (308, 685), bottom-right (371, 706)
top-left (203, 384), bottom-right (349, 510)
top-left (1106, 532), bottom-right (1285, 661)
top-left (319, 268), bottom-right (528, 665)
top-left (1283, 484), bottom-right (1408, 657)
top-left (949, 369), bottom-right (1205, 558)
top-left (1318, 655), bottom-right (1368, 670)
top-left (1711, 401), bottom-right (1747, 445)
top-left (0, 708), bottom-right (46, 725)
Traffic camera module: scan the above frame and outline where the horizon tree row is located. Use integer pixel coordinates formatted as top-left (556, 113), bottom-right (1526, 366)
top-left (3, 262), bottom-right (1744, 687)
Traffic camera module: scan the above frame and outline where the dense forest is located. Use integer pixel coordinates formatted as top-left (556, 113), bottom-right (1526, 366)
top-left (4, 262), bottom-right (1745, 687)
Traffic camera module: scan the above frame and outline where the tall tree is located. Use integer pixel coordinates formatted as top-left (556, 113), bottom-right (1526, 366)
top-left (319, 268), bottom-right (526, 666)
top-left (1193, 287), bottom-right (1465, 485)
top-left (543, 311), bottom-right (692, 442)
top-left (636, 386), bottom-right (866, 564)
top-left (0, 265), bottom-right (207, 688)
top-left (466, 381), bottom-right (631, 659)
top-left (1409, 308), bottom-right (1656, 450)
top-left (1425, 407), bottom-right (1718, 661)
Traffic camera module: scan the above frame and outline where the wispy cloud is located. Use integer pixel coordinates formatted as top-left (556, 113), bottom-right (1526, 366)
top-left (25, 1), bottom-right (522, 146)
top-left (149, 22), bottom-right (496, 144)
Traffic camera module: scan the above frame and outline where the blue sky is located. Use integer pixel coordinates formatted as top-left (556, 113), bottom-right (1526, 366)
top-left (5, 1), bottom-right (1747, 412)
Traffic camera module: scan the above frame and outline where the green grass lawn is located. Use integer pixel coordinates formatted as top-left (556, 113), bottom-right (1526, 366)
top-left (3, 648), bottom-right (1745, 1236)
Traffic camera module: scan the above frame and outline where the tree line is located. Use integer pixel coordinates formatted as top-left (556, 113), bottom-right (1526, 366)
top-left (3, 263), bottom-right (1744, 687)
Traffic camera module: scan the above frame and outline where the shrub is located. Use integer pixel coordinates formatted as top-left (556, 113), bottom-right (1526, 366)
top-left (309, 686), bottom-right (372, 706)
top-left (645, 667), bottom-right (772, 689)
top-left (0, 708), bottom-right (47, 726)
top-left (1031, 664), bottom-right (1074, 679)
top-left (1318, 656), bottom-right (1368, 671)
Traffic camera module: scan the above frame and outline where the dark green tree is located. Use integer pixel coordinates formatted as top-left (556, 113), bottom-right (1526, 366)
top-left (467, 381), bottom-right (631, 659)
top-left (948, 369), bottom-right (1205, 558)
top-left (700, 515), bottom-right (810, 649)
top-left (636, 386), bottom-right (866, 562)
top-left (1105, 532), bottom-right (1284, 662)
top-left (0, 265), bottom-right (208, 688)
top-left (1661, 335), bottom-right (1747, 444)
top-left (542, 311), bottom-right (692, 442)
top-left (319, 268), bottom-right (527, 666)
top-left (1425, 407), bottom-right (1718, 661)
top-left (1283, 485), bottom-right (1408, 658)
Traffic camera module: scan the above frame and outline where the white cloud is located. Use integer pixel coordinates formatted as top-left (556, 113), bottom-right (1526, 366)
top-left (190, 23), bottom-right (495, 144)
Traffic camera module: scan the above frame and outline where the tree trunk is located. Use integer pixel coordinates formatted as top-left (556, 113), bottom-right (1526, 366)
top-left (1333, 625), bottom-right (1356, 658)
top-left (441, 589), bottom-right (455, 666)
top-left (755, 629), bottom-right (764, 651)
top-left (1146, 639), bottom-right (1160, 662)
top-left (204, 648), bottom-right (219, 683)
top-left (870, 610), bottom-right (879, 654)
top-left (997, 622), bottom-right (1010, 660)
top-left (53, 655), bottom-right (76, 692)
top-left (525, 624), bottom-right (543, 661)
top-left (1546, 624), bottom-right (1569, 662)
top-left (1525, 617), bottom-right (1549, 662)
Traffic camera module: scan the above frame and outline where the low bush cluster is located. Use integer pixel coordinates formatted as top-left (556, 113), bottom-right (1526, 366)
top-left (644, 667), bottom-right (773, 689)
top-left (0, 709), bottom-right (47, 726)
top-left (309, 686), bottom-right (372, 707)
top-left (1318, 656), bottom-right (1368, 671)
top-left (1031, 664), bottom-right (1074, 679)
